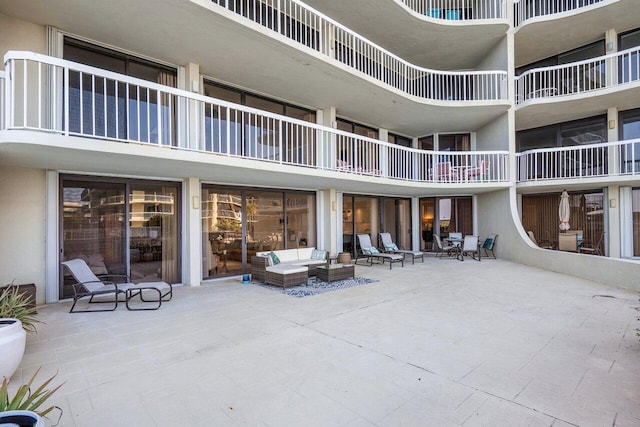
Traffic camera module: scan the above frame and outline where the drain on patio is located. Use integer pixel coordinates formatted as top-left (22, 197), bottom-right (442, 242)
top-left (254, 277), bottom-right (378, 297)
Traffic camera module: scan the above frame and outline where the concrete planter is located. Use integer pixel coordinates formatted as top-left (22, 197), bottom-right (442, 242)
top-left (0, 319), bottom-right (26, 382)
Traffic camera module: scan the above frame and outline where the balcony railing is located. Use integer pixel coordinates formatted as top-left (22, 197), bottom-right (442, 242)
top-left (399, 0), bottom-right (506, 20)
top-left (515, 45), bottom-right (640, 104)
top-left (514, 0), bottom-right (605, 27)
top-left (516, 139), bottom-right (640, 182)
top-left (209, 0), bottom-right (508, 102)
top-left (1, 51), bottom-right (509, 184)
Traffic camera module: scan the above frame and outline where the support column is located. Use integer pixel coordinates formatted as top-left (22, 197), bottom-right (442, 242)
top-left (321, 189), bottom-right (339, 256)
top-left (318, 107), bottom-right (337, 170)
top-left (184, 177), bottom-right (202, 286)
top-left (608, 185), bottom-right (621, 258)
top-left (184, 63), bottom-right (200, 150)
top-left (605, 29), bottom-right (618, 87)
top-left (378, 128), bottom-right (389, 176)
top-left (411, 197), bottom-right (420, 251)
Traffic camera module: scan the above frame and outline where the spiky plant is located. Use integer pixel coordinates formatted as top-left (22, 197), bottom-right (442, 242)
top-left (0, 285), bottom-right (40, 333)
top-left (0, 367), bottom-right (64, 418)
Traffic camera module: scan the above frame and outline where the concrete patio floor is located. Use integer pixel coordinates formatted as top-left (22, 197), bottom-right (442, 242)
top-left (12, 258), bottom-right (640, 426)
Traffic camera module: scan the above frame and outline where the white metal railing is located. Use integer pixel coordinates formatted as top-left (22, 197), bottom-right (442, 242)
top-left (209, 0), bottom-right (508, 102)
top-left (514, 0), bottom-right (605, 27)
top-left (0, 70), bottom-right (5, 130)
top-left (515, 45), bottom-right (640, 104)
top-left (2, 51), bottom-right (509, 184)
top-left (399, 0), bottom-right (505, 20)
top-left (516, 139), bottom-right (640, 182)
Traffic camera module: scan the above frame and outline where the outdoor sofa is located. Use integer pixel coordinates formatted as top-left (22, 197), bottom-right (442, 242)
top-left (251, 247), bottom-right (328, 286)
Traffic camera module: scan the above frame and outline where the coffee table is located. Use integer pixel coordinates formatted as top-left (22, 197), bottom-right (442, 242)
top-left (316, 263), bottom-right (354, 283)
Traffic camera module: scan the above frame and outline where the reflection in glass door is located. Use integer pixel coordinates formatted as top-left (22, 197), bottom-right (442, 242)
top-left (382, 199), bottom-right (411, 249)
top-left (129, 185), bottom-right (179, 283)
top-left (61, 177), bottom-right (181, 299)
top-left (202, 189), bottom-right (243, 278)
top-left (202, 187), bottom-right (316, 280)
top-left (61, 181), bottom-right (126, 299)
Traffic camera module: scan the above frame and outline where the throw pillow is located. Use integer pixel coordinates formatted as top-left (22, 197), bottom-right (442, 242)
top-left (385, 243), bottom-right (399, 251)
top-left (311, 249), bottom-right (326, 260)
top-left (363, 247), bottom-right (379, 255)
top-left (268, 251), bottom-right (280, 265)
top-left (482, 238), bottom-right (493, 249)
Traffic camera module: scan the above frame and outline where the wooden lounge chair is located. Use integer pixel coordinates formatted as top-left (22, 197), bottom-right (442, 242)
top-left (62, 258), bottom-right (172, 312)
top-left (355, 234), bottom-right (404, 269)
top-left (379, 232), bottom-right (424, 264)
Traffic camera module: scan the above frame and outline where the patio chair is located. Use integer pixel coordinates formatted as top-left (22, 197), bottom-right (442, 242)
top-left (480, 234), bottom-right (497, 259)
top-left (62, 258), bottom-right (172, 313)
top-left (465, 160), bottom-right (489, 181)
top-left (461, 235), bottom-right (480, 261)
top-left (428, 162), bottom-right (453, 182)
top-left (578, 233), bottom-right (604, 256)
top-left (379, 232), bottom-right (424, 264)
top-left (355, 234), bottom-right (404, 269)
top-left (527, 231), bottom-right (554, 249)
top-left (433, 235), bottom-right (455, 258)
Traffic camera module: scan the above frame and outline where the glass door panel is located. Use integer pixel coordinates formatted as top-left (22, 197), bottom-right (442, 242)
top-left (420, 198), bottom-right (436, 251)
top-left (202, 188), bottom-right (243, 279)
top-left (285, 193), bottom-right (316, 249)
top-left (61, 180), bottom-right (126, 299)
top-left (342, 197), bottom-right (354, 254)
top-left (129, 184), bottom-right (179, 283)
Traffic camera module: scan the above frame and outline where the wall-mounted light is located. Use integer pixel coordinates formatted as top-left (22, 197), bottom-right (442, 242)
top-left (331, 201), bottom-right (337, 211)
top-left (609, 199), bottom-right (617, 208)
top-left (609, 120), bottom-right (616, 129)
top-left (192, 196), bottom-right (200, 209)
top-left (606, 42), bottom-right (614, 52)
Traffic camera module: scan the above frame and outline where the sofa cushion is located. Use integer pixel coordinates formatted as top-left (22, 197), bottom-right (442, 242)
top-left (266, 264), bottom-right (308, 274)
top-left (297, 247), bottom-right (314, 260)
top-left (311, 249), bottom-right (326, 260)
top-left (293, 259), bottom-right (327, 267)
top-left (276, 249), bottom-right (299, 262)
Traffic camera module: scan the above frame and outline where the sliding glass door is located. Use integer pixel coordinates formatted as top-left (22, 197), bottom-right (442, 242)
top-left (61, 176), bottom-right (181, 299)
top-left (202, 186), bottom-right (316, 279)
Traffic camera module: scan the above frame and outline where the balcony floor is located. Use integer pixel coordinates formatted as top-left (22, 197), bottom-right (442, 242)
top-left (12, 258), bottom-right (640, 426)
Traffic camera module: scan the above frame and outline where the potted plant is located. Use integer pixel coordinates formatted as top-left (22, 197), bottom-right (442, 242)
top-left (0, 368), bottom-right (64, 426)
top-left (0, 286), bottom-right (40, 382)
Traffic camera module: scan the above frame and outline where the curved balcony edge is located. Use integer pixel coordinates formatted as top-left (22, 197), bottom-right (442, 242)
top-left (514, 0), bottom-right (610, 28)
top-left (203, 0), bottom-right (509, 103)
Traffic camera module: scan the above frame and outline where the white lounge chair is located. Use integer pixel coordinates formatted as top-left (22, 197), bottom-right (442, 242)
top-left (355, 234), bottom-right (404, 269)
top-left (433, 235), bottom-right (456, 258)
top-left (379, 232), bottom-right (424, 264)
top-left (62, 258), bottom-right (172, 312)
top-left (461, 235), bottom-right (481, 261)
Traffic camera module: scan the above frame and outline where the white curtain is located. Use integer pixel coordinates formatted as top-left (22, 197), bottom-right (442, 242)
top-left (619, 187), bottom-right (633, 257)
